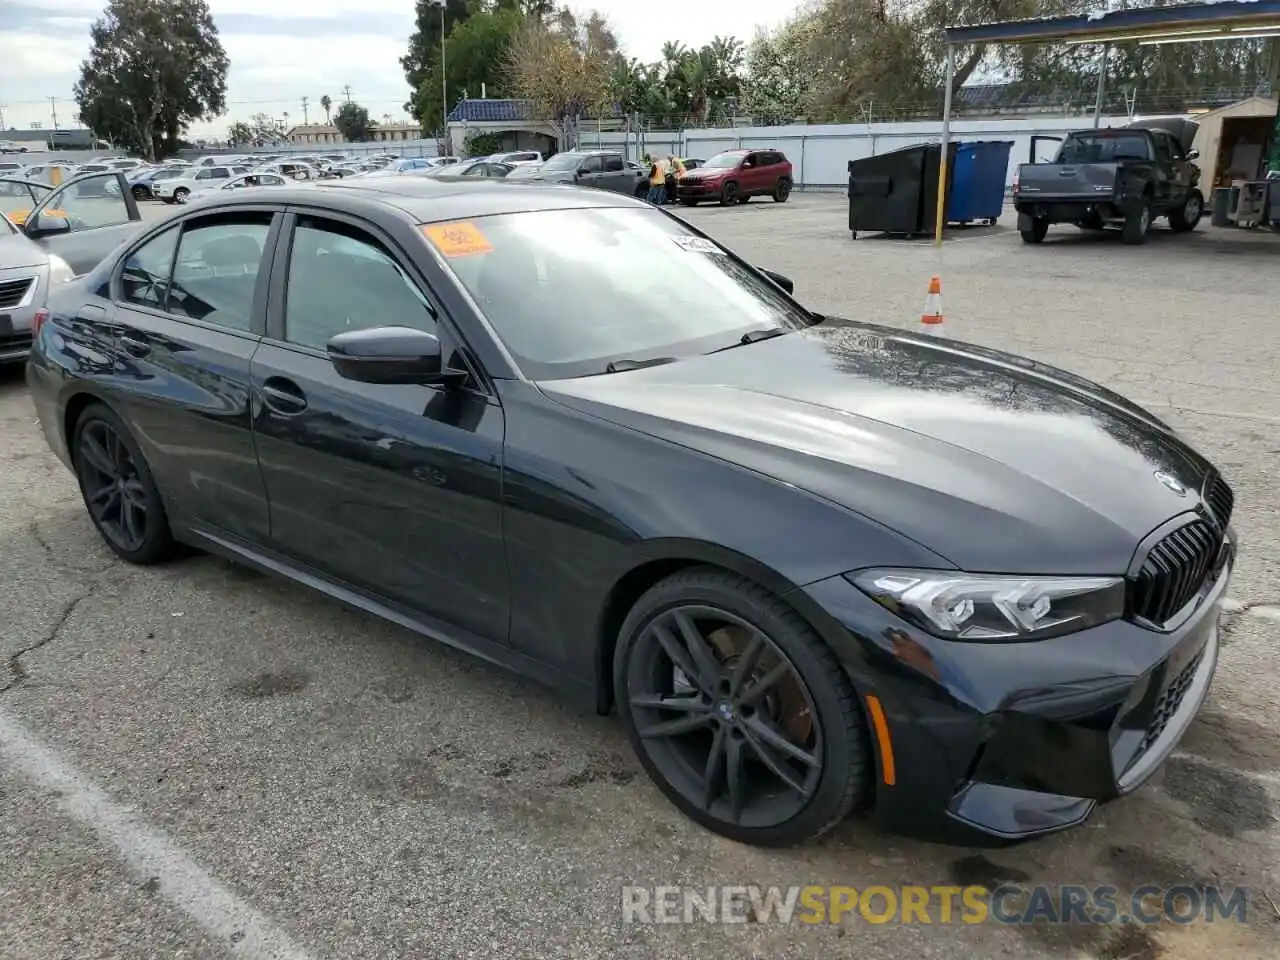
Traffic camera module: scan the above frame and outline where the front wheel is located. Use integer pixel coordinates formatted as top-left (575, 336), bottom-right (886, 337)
top-left (72, 403), bottom-right (176, 565)
top-left (615, 567), bottom-right (870, 847)
top-left (1168, 190), bottom-right (1203, 233)
top-left (719, 182), bottom-right (739, 206)
top-left (174, 187), bottom-right (190, 204)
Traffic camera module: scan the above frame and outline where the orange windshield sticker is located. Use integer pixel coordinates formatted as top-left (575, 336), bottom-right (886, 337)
top-left (423, 221), bottom-right (494, 258)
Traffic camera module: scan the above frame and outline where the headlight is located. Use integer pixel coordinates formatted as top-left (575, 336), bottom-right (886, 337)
top-left (849, 569), bottom-right (1125, 641)
top-left (47, 254), bottom-right (75, 285)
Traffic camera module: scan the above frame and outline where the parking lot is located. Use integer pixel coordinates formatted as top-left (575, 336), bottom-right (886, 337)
top-left (2, 193), bottom-right (1278, 959)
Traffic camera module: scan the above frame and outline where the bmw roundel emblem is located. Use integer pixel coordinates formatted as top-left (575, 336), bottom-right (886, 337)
top-left (1154, 470), bottom-right (1187, 496)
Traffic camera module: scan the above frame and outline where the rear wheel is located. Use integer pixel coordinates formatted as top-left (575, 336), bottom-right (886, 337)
top-left (1020, 217), bottom-right (1049, 243)
top-left (1122, 198), bottom-right (1151, 244)
top-left (773, 179), bottom-right (792, 203)
top-left (719, 182), bottom-right (739, 206)
top-left (72, 403), bottom-right (176, 565)
top-left (615, 567), bottom-right (870, 847)
top-left (1168, 190), bottom-right (1203, 233)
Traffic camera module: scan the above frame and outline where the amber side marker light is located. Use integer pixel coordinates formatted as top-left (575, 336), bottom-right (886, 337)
top-left (864, 694), bottom-right (896, 786)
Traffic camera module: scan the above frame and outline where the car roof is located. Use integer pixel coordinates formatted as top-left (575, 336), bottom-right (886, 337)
top-left (190, 177), bottom-right (650, 223)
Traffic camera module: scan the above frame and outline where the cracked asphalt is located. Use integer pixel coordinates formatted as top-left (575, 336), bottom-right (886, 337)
top-left (1, 196), bottom-right (1278, 959)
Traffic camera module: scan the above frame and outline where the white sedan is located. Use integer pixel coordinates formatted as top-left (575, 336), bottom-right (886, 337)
top-left (187, 172), bottom-right (295, 203)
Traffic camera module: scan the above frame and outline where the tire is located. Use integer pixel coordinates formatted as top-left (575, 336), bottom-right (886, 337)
top-left (71, 403), bottom-right (176, 565)
top-left (1122, 197), bottom-right (1151, 244)
top-left (773, 179), bottom-right (792, 203)
top-left (1076, 211), bottom-right (1105, 231)
top-left (1020, 217), bottom-right (1049, 243)
top-left (174, 187), bottom-right (190, 204)
top-left (614, 566), bottom-right (870, 847)
top-left (132, 185), bottom-right (149, 201)
top-left (719, 182), bottom-right (739, 206)
top-left (1168, 190), bottom-right (1203, 233)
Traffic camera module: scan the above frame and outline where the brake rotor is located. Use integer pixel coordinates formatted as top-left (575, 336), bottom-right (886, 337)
top-left (706, 625), bottom-right (813, 744)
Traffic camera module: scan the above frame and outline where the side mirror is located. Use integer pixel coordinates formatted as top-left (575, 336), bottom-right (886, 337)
top-left (26, 213), bottom-right (71, 239)
top-left (1186, 149), bottom-right (1200, 161)
top-left (327, 326), bottom-right (447, 385)
top-left (759, 268), bottom-right (794, 295)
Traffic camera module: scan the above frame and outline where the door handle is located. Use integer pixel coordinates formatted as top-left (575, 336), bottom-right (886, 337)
top-left (119, 335), bottom-right (151, 358)
top-left (261, 377), bottom-right (308, 415)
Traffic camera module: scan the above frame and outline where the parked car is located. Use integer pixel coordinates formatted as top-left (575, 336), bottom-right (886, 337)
top-left (0, 212), bottom-right (76, 364)
top-left (1, 170), bottom-right (145, 362)
top-left (128, 166), bottom-right (188, 201)
top-left (187, 171), bottom-right (293, 203)
top-left (676, 149), bottom-right (793, 205)
top-left (0, 161), bottom-right (27, 176)
top-left (520, 150), bottom-right (646, 195)
top-left (416, 159), bottom-right (514, 179)
top-left (1013, 120), bottom-right (1204, 245)
top-left (154, 164), bottom-right (252, 203)
top-left (24, 177), bottom-right (1235, 850)
top-left (251, 161), bottom-right (318, 182)
top-left (488, 151), bottom-right (543, 167)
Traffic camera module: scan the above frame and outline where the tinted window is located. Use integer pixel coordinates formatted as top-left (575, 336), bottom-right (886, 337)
top-left (168, 214), bottom-right (271, 331)
top-left (581, 156), bottom-right (603, 174)
top-left (432, 206), bottom-right (808, 380)
top-left (284, 218), bottom-right (436, 351)
top-left (195, 170), bottom-right (212, 181)
top-left (120, 226), bottom-right (179, 309)
top-left (211, 168), bottom-right (231, 179)
top-left (50, 173), bottom-right (130, 230)
top-left (603, 154), bottom-right (624, 172)
top-left (1058, 134), bottom-right (1151, 163)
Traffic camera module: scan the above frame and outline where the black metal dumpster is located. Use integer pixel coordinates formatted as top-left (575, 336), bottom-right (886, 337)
top-left (847, 142), bottom-right (958, 238)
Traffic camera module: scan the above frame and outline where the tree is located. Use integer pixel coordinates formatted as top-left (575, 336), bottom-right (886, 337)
top-left (402, 0), bottom-right (473, 120)
top-left (226, 120), bottom-right (252, 145)
top-left (506, 9), bottom-right (617, 148)
top-left (414, 6), bottom-right (524, 132)
top-left (73, 0), bottom-right (228, 160)
top-left (320, 94), bottom-right (332, 124)
top-left (742, 21), bottom-right (816, 125)
top-left (334, 101), bottom-right (376, 142)
top-left (605, 35), bottom-right (744, 127)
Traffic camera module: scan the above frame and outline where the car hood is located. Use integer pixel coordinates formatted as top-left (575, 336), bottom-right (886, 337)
top-left (537, 320), bottom-right (1213, 576)
top-left (0, 232), bottom-right (51, 269)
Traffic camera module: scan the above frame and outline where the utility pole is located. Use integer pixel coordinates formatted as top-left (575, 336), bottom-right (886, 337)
top-left (301, 96), bottom-right (309, 125)
top-left (342, 85), bottom-right (352, 102)
top-left (49, 96), bottom-right (59, 130)
top-left (0, 103), bottom-right (6, 130)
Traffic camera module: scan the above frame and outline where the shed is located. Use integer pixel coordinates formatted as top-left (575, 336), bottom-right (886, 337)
top-left (1188, 96), bottom-right (1279, 192)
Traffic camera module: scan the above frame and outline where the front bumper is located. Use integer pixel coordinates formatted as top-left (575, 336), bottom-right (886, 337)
top-left (0, 266), bottom-right (49, 364)
top-left (676, 179), bottom-right (724, 200)
top-left (799, 539), bottom-right (1233, 845)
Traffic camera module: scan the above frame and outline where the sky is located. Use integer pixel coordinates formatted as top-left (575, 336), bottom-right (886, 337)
top-left (0, 0), bottom-right (796, 141)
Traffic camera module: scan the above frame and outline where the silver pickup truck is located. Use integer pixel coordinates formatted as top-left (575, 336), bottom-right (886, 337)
top-left (1012, 119), bottom-right (1204, 246)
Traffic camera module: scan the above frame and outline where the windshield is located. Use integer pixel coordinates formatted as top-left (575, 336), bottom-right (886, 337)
top-left (703, 152), bottom-right (745, 170)
top-left (427, 206), bottom-right (809, 380)
top-left (1058, 134), bottom-right (1151, 163)
top-left (539, 153), bottom-right (581, 173)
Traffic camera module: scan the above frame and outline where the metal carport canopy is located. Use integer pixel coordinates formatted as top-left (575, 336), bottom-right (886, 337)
top-left (931, 0), bottom-right (1280, 243)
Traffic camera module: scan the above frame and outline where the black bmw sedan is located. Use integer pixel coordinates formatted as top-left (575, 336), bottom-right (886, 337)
top-left (26, 178), bottom-right (1234, 848)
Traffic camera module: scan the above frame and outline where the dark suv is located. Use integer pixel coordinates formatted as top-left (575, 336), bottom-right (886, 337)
top-left (676, 149), bottom-right (793, 206)
top-left (521, 150), bottom-right (646, 195)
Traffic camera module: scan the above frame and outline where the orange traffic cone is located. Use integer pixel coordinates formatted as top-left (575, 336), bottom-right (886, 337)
top-left (920, 276), bottom-right (944, 334)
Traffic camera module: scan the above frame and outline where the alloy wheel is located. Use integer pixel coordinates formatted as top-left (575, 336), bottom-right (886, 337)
top-left (1185, 196), bottom-right (1201, 221)
top-left (77, 419), bottom-right (151, 553)
top-left (625, 604), bottom-right (823, 829)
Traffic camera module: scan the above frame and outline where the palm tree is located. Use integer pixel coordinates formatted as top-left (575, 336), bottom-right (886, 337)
top-left (320, 95), bottom-right (332, 124)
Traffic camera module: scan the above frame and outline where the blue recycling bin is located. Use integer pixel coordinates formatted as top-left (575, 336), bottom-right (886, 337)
top-left (945, 140), bottom-right (1014, 224)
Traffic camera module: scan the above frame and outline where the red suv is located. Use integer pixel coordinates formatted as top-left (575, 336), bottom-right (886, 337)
top-left (675, 149), bottom-right (793, 206)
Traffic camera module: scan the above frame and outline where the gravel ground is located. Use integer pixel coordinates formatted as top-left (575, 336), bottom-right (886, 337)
top-left (0, 195), bottom-right (1277, 959)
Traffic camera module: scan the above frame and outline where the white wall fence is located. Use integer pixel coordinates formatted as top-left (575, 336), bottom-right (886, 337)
top-left (577, 114), bottom-right (1180, 190)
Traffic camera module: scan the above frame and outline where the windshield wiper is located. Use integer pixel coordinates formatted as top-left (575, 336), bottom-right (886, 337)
top-left (709, 327), bottom-right (790, 353)
top-left (604, 356), bottom-right (677, 374)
